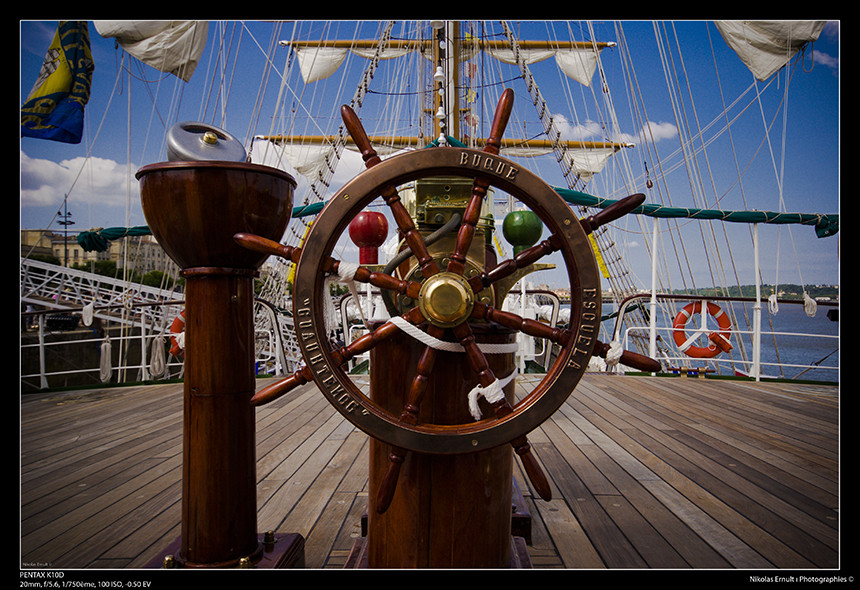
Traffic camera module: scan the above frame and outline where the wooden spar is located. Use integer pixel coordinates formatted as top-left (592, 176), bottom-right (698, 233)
top-left (256, 134), bottom-right (632, 152)
top-left (283, 38), bottom-right (616, 51)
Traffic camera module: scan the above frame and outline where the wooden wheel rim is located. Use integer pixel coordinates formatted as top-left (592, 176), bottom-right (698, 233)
top-left (293, 147), bottom-right (601, 454)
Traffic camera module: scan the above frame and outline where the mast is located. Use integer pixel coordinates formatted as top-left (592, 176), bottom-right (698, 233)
top-left (432, 20), bottom-right (456, 141)
top-left (257, 20), bottom-right (646, 355)
top-left (260, 21), bottom-right (622, 154)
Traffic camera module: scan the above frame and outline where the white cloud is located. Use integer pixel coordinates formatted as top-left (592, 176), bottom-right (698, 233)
top-left (812, 51), bottom-right (838, 71)
top-left (553, 114), bottom-right (678, 146)
top-left (629, 121), bottom-right (678, 145)
top-left (553, 114), bottom-right (605, 143)
top-left (20, 150), bottom-right (137, 209)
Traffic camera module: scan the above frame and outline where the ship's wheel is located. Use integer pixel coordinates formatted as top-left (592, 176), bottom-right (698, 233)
top-left (235, 89), bottom-right (656, 510)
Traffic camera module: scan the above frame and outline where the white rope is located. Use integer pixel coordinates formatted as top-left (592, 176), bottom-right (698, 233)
top-left (149, 335), bottom-right (166, 378)
top-left (467, 370), bottom-right (517, 420)
top-left (99, 336), bottom-right (112, 383)
top-left (82, 302), bottom-right (94, 326)
top-left (803, 292), bottom-right (818, 317)
top-left (387, 316), bottom-right (519, 354)
top-left (332, 262), bottom-right (369, 329)
top-left (385, 315), bottom-right (521, 421)
top-left (173, 331), bottom-right (185, 352)
top-left (338, 261), bottom-right (360, 282)
top-left (604, 340), bottom-right (624, 366)
top-left (768, 291), bottom-right (817, 317)
top-left (386, 316), bottom-right (521, 420)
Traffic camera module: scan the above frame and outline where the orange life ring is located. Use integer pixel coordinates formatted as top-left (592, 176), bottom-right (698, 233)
top-left (672, 301), bottom-right (732, 359)
top-left (169, 310), bottom-right (185, 359)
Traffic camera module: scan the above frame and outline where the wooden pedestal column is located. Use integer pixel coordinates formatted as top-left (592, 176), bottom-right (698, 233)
top-left (366, 325), bottom-right (517, 568)
top-left (179, 267), bottom-right (259, 566)
top-left (137, 162), bottom-right (301, 568)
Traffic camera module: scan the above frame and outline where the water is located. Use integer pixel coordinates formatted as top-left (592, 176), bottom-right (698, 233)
top-left (608, 299), bottom-right (839, 383)
top-left (743, 300), bottom-right (839, 382)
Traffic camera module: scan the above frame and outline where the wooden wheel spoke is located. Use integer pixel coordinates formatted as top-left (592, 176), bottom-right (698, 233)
top-left (579, 192), bottom-right (646, 234)
top-left (341, 104), bottom-right (383, 170)
top-left (399, 325), bottom-right (444, 425)
top-left (484, 89), bottom-right (514, 156)
top-left (451, 322), bottom-right (506, 416)
top-left (252, 310), bottom-right (426, 412)
top-left (384, 186), bottom-right (440, 279)
top-left (472, 301), bottom-right (572, 348)
top-left (594, 339), bottom-right (662, 373)
top-left (250, 365), bottom-right (313, 406)
top-left (447, 89), bottom-right (514, 277)
top-left (335, 306), bottom-right (425, 365)
top-left (463, 192), bottom-right (645, 292)
top-left (446, 178), bottom-right (489, 276)
top-left (376, 445), bottom-right (408, 514)
top-left (342, 103), bottom-right (439, 279)
top-left (344, 262), bottom-right (422, 300)
top-left (377, 323), bottom-right (449, 514)
top-left (511, 436), bottom-right (552, 501)
top-left (374, 325), bottom-right (444, 515)
top-left (467, 234), bottom-right (562, 293)
top-left (233, 232), bottom-right (303, 265)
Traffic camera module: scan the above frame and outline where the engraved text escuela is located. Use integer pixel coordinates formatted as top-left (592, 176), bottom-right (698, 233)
top-left (567, 288), bottom-right (599, 370)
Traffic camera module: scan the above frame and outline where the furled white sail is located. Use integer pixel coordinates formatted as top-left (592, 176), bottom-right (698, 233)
top-left (564, 147), bottom-right (618, 179)
top-left (493, 145), bottom-right (619, 179)
top-left (715, 21), bottom-right (826, 81)
top-left (292, 43), bottom-right (608, 86)
top-left (93, 21), bottom-right (208, 82)
top-left (269, 141), bottom-right (616, 184)
top-left (488, 46), bottom-right (605, 87)
top-left (295, 45), bottom-right (413, 83)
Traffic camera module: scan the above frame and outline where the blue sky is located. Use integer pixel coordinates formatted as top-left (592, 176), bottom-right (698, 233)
top-left (20, 20), bottom-right (840, 288)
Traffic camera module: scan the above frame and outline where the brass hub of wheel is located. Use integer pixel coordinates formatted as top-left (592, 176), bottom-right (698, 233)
top-left (418, 271), bottom-right (475, 328)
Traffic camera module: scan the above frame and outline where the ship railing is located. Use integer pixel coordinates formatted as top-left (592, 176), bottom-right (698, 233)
top-left (622, 324), bottom-right (839, 380)
top-left (21, 300), bottom-right (184, 390)
top-left (611, 292), bottom-right (838, 382)
top-left (20, 257), bottom-right (180, 328)
top-left (20, 297), bottom-right (296, 391)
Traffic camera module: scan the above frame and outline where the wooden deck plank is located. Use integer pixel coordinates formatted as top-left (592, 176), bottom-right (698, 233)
top-left (275, 428), bottom-right (367, 537)
top-left (19, 374), bottom-right (839, 571)
top-left (325, 493), bottom-right (369, 568)
top-left (551, 402), bottom-right (730, 568)
top-left (535, 440), bottom-right (648, 568)
top-left (533, 497), bottom-right (604, 568)
top-left (601, 377), bottom-right (837, 562)
top-left (256, 409), bottom-right (345, 532)
top-left (571, 375), bottom-right (837, 568)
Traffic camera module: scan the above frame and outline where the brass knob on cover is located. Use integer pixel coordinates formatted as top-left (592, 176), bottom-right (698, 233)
top-left (418, 272), bottom-right (475, 328)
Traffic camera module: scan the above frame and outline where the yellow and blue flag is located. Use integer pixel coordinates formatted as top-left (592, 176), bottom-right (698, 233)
top-left (21, 21), bottom-right (94, 144)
